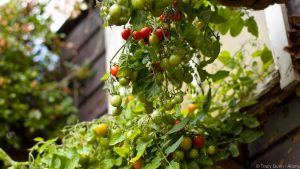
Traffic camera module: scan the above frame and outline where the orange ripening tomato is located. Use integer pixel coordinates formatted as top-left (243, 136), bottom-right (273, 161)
top-left (110, 65), bottom-right (119, 77)
top-left (188, 103), bottom-right (197, 113)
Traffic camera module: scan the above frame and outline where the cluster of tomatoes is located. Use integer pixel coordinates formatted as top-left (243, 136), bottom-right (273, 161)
top-left (174, 134), bottom-right (216, 168)
top-left (159, 2), bottom-right (182, 23)
top-left (121, 26), bottom-right (170, 46)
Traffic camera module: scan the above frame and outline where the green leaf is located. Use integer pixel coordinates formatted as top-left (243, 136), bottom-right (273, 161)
top-left (54, 148), bottom-right (80, 169)
top-left (197, 7), bottom-right (212, 22)
top-left (165, 136), bottom-right (183, 155)
top-left (211, 70), bottom-right (229, 82)
top-left (203, 88), bottom-right (212, 112)
top-left (218, 51), bottom-right (230, 63)
top-left (142, 156), bottom-right (163, 169)
top-left (128, 127), bottom-right (141, 140)
top-left (238, 100), bottom-right (257, 108)
top-left (52, 157), bottom-right (61, 168)
top-left (243, 116), bottom-right (260, 128)
top-left (240, 130), bottom-right (263, 143)
top-left (260, 46), bottom-right (273, 65)
top-left (212, 150), bottom-right (230, 161)
top-left (230, 18), bottom-right (244, 37)
top-left (99, 158), bottom-right (114, 169)
top-left (245, 16), bottom-right (259, 37)
top-left (166, 161), bottom-right (180, 169)
top-left (130, 141), bottom-right (148, 163)
top-left (109, 132), bottom-right (125, 146)
top-left (113, 147), bottom-right (130, 157)
top-left (33, 137), bottom-right (44, 142)
top-left (130, 10), bottom-right (148, 30)
top-left (114, 157), bottom-right (123, 166)
top-left (203, 115), bottom-right (219, 128)
top-left (100, 73), bottom-right (109, 81)
top-left (197, 68), bottom-right (209, 81)
top-left (167, 118), bottom-right (189, 134)
top-left (211, 12), bottom-right (226, 24)
top-left (228, 143), bottom-right (239, 157)
top-left (133, 103), bottom-right (145, 114)
top-left (146, 82), bottom-right (161, 98)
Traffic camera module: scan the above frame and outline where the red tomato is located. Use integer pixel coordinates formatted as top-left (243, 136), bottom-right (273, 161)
top-left (140, 27), bottom-right (152, 39)
top-left (153, 61), bottom-right (160, 70)
top-left (110, 65), bottom-right (119, 77)
top-left (133, 159), bottom-right (143, 169)
top-left (193, 135), bottom-right (205, 149)
top-left (121, 28), bottom-right (131, 40)
top-left (172, 11), bottom-right (181, 22)
top-left (188, 103), bottom-right (197, 113)
top-left (155, 29), bottom-right (164, 40)
top-left (163, 28), bottom-right (170, 38)
top-left (172, 1), bottom-right (178, 7)
top-left (132, 31), bottom-right (141, 40)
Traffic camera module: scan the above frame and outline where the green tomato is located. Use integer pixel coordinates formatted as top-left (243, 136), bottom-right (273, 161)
top-left (173, 150), bottom-right (185, 161)
top-left (183, 73), bottom-right (193, 83)
top-left (169, 55), bottom-right (182, 67)
top-left (180, 137), bottom-right (192, 151)
top-left (131, 0), bottom-right (146, 9)
top-left (164, 101), bottom-right (175, 111)
top-left (131, 70), bottom-right (139, 81)
top-left (160, 58), bottom-right (170, 69)
top-left (117, 0), bottom-right (127, 5)
top-left (207, 145), bottom-right (216, 155)
top-left (187, 161), bottom-right (200, 169)
top-left (119, 77), bottom-right (130, 86)
top-left (111, 95), bottom-right (122, 107)
top-left (112, 107), bottom-right (122, 116)
top-left (182, 0), bottom-right (190, 3)
top-left (174, 94), bottom-right (183, 104)
top-left (109, 4), bottom-right (122, 18)
top-left (174, 68), bottom-right (184, 81)
top-left (189, 148), bottom-right (199, 158)
top-left (149, 34), bottom-right (159, 46)
top-left (155, 73), bottom-right (164, 84)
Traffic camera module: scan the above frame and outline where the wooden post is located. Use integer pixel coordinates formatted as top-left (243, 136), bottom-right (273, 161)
top-left (264, 4), bottom-right (300, 90)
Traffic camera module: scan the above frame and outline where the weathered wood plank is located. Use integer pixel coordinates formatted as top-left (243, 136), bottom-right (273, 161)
top-left (68, 10), bottom-right (101, 50)
top-left (78, 88), bottom-right (107, 121)
top-left (287, 0), bottom-right (300, 16)
top-left (61, 9), bottom-right (102, 60)
top-left (73, 29), bottom-right (105, 65)
top-left (250, 129), bottom-right (300, 168)
top-left (247, 95), bottom-right (300, 158)
top-left (79, 53), bottom-right (106, 103)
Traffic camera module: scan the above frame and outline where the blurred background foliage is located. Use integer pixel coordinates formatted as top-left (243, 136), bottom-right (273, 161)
top-left (0, 0), bottom-right (80, 160)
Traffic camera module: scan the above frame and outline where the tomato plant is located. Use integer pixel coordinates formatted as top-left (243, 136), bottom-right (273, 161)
top-left (0, 0), bottom-right (276, 168)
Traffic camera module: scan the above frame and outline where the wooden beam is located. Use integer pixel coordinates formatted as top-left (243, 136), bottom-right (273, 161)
top-left (264, 4), bottom-right (300, 90)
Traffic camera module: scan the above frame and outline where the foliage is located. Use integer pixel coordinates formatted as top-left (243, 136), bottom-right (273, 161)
top-left (1, 0), bottom-right (274, 168)
top-left (0, 45), bottom-right (272, 168)
top-left (0, 0), bottom-right (78, 152)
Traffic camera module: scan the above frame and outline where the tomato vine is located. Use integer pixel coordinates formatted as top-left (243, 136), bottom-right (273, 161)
top-left (0, 0), bottom-right (274, 169)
